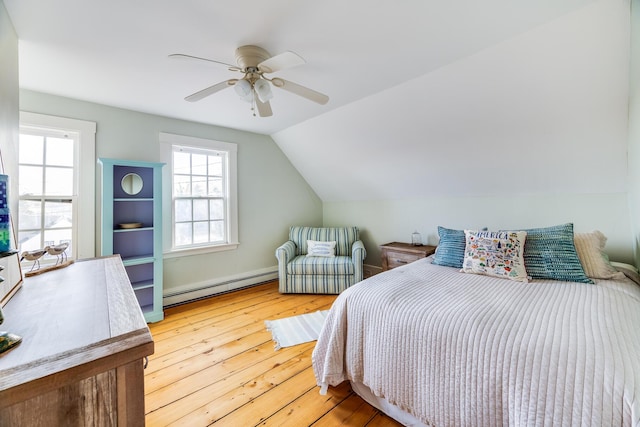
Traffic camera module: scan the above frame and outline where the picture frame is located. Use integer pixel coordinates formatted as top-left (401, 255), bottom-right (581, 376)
top-left (0, 215), bottom-right (22, 307)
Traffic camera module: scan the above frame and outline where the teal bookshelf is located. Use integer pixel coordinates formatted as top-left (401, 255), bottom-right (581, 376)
top-left (99, 158), bottom-right (164, 323)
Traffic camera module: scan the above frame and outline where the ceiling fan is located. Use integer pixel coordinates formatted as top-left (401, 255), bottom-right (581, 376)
top-left (170, 45), bottom-right (329, 117)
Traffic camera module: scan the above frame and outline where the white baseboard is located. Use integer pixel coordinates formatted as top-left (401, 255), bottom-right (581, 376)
top-left (163, 266), bottom-right (278, 307)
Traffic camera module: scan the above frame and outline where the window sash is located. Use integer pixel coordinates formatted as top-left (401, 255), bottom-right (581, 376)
top-left (160, 132), bottom-right (238, 257)
top-left (171, 146), bottom-right (230, 249)
top-left (17, 131), bottom-right (78, 264)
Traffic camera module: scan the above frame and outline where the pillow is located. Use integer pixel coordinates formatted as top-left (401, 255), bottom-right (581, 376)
top-left (307, 240), bottom-right (336, 257)
top-left (574, 230), bottom-right (625, 280)
top-left (506, 223), bottom-right (592, 284)
top-left (611, 262), bottom-right (640, 285)
top-left (432, 226), bottom-right (466, 268)
top-left (461, 230), bottom-right (529, 282)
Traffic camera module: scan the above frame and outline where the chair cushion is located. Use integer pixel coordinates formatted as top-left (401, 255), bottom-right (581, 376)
top-left (286, 255), bottom-right (355, 275)
top-left (289, 226), bottom-right (359, 256)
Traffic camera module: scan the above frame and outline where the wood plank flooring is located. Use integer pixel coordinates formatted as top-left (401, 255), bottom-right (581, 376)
top-left (144, 280), bottom-right (402, 426)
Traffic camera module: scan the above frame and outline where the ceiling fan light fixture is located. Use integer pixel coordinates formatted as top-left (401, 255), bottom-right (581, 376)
top-left (234, 79), bottom-right (253, 102)
top-left (254, 79), bottom-right (273, 103)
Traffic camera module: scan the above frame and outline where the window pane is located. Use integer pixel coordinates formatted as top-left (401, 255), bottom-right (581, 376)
top-left (209, 155), bottom-right (222, 176)
top-left (175, 199), bottom-right (192, 222)
top-left (192, 154), bottom-right (207, 175)
top-left (192, 175), bottom-right (207, 197)
top-left (44, 167), bottom-right (73, 196)
top-left (193, 221), bottom-right (208, 244)
top-left (175, 223), bottom-right (192, 246)
top-left (174, 151), bottom-right (191, 175)
top-left (209, 199), bottom-right (224, 220)
top-left (208, 178), bottom-right (223, 197)
top-left (18, 229), bottom-right (42, 253)
top-left (43, 229), bottom-right (72, 261)
top-left (174, 174), bottom-right (191, 197)
top-left (44, 200), bottom-right (72, 228)
top-left (46, 137), bottom-right (74, 167)
top-left (19, 166), bottom-right (43, 195)
top-left (19, 134), bottom-right (44, 165)
top-left (193, 199), bottom-right (208, 221)
top-left (19, 200), bottom-right (42, 229)
top-left (210, 220), bottom-right (224, 242)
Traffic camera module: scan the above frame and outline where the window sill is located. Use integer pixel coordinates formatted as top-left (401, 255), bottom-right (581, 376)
top-left (163, 242), bottom-right (239, 259)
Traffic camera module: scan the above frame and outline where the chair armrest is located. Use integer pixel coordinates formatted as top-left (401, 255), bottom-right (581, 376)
top-left (275, 240), bottom-right (296, 263)
top-left (351, 240), bottom-right (367, 283)
top-left (276, 241), bottom-right (296, 288)
top-left (352, 240), bottom-right (366, 261)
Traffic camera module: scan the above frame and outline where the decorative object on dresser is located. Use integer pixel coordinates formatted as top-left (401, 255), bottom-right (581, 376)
top-left (380, 241), bottom-right (437, 271)
top-left (275, 226), bottom-right (366, 294)
top-left (0, 256), bottom-right (154, 426)
top-left (99, 158), bottom-right (165, 323)
top-left (0, 304), bottom-right (21, 354)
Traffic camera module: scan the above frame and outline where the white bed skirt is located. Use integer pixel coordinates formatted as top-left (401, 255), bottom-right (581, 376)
top-left (350, 381), bottom-right (427, 427)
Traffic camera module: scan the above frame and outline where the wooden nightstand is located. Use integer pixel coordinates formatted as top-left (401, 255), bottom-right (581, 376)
top-left (380, 242), bottom-right (437, 271)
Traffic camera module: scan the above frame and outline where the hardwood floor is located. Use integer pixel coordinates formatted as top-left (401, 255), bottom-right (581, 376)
top-left (144, 280), bottom-right (403, 426)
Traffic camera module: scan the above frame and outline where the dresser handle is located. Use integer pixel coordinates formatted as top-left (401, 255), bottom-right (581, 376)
top-left (143, 356), bottom-right (149, 369)
top-left (395, 260), bottom-right (408, 264)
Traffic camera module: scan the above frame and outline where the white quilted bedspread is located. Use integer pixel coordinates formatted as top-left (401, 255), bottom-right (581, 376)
top-left (312, 257), bottom-right (640, 426)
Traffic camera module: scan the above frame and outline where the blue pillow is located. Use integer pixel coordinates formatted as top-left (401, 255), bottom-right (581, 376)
top-left (507, 223), bottom-right (592, 284)
top-left (432, 226), bottom-right (466, 268)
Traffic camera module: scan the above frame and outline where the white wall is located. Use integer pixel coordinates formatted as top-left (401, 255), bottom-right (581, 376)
top-left (325, 193), bottom-right (633, 267)
top-left (629, 0), bottom-right (640, 266)
top-left (19, 89), bottom-right (322, 302)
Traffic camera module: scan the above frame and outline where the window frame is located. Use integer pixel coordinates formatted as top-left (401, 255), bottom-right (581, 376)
top-left (159, 132), bottom-right (238, 258)
top-left (18, 112), bottom-right (96, 262)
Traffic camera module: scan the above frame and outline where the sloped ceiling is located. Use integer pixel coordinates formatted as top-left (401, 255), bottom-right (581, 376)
top-left (5, 0), bottom-right (628, 202)
top-left (274, 0), bottom-right (630, 201)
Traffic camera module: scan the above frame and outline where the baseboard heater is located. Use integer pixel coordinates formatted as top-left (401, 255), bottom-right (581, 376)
top-left (162, 266), bottom-right (278, 308)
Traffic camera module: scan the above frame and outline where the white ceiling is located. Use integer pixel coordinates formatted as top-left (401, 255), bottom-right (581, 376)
top-left (6, 0), bottom-right (630, 204)
top-left (5, 0), bottom-right (595, 136)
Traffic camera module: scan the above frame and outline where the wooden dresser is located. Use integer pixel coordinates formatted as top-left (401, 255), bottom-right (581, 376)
top-left (0, 255), bottom-right (154, 426)
top-left (380, 242), bottom-right (437, 271)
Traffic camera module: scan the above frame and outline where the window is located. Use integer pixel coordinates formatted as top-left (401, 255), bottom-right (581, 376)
top-left (18, 112), bottom-right (96, 266)
top-left (160, 133), bottom-right (238, 257)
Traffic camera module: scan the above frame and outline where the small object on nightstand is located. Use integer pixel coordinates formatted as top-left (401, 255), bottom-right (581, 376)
top-left (411, 231), bottom-right (422, 246)
top-left (380, 242), bottom-right (437, 271)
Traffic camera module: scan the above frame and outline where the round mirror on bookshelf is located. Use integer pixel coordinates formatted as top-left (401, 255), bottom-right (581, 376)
top-left (121, 173), bottom-right (143, 195)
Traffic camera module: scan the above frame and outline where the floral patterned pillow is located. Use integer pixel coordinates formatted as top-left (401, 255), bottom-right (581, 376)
top-left (461, 230), bottom-right (529, 282)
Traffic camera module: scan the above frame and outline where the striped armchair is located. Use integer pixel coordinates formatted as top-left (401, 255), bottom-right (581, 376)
top-left (275, 226), bottom-right (367, 294)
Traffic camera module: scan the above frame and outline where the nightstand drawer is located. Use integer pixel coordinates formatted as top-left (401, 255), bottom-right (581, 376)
top-left (386, 251), bottom-right (423, 269)
top-left (379, 242), bottom-right (437, 271)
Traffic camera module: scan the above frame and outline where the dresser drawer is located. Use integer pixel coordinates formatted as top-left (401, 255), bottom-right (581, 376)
top-left (385, 250), bottom-right (423, 269)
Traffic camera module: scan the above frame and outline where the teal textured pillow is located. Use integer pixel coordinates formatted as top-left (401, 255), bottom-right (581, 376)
top-left (432, 226), bottom-right (466, 268)
top-left (508, 223), bottom-right (592, 284)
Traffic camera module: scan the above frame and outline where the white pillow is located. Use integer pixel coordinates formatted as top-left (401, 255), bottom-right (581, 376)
top-left (307, 240), bottom-right (336, 257)
top-left (461, 230), bottom-right (529, 282)
top-left (574, 231), bottom-right (625, 280)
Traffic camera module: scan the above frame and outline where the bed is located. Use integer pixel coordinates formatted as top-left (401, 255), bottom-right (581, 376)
top-left (312, 226), bottom-right (640, 426)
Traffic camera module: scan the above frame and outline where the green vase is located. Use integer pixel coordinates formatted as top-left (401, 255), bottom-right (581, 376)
top-left (0, 305), bottom-right (22, 354)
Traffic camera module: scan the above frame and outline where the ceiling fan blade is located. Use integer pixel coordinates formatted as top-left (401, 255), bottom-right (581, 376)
top-left (271, 78), bottom-right (329, 105)
top-left (169, 54), bottom-right (239, 71)
top-left (258, 51), bottom-right (305, 74)
top-left (184, 79), bottom-right (236, 102)
top-left (255, 98), bottom-right (273, 117)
